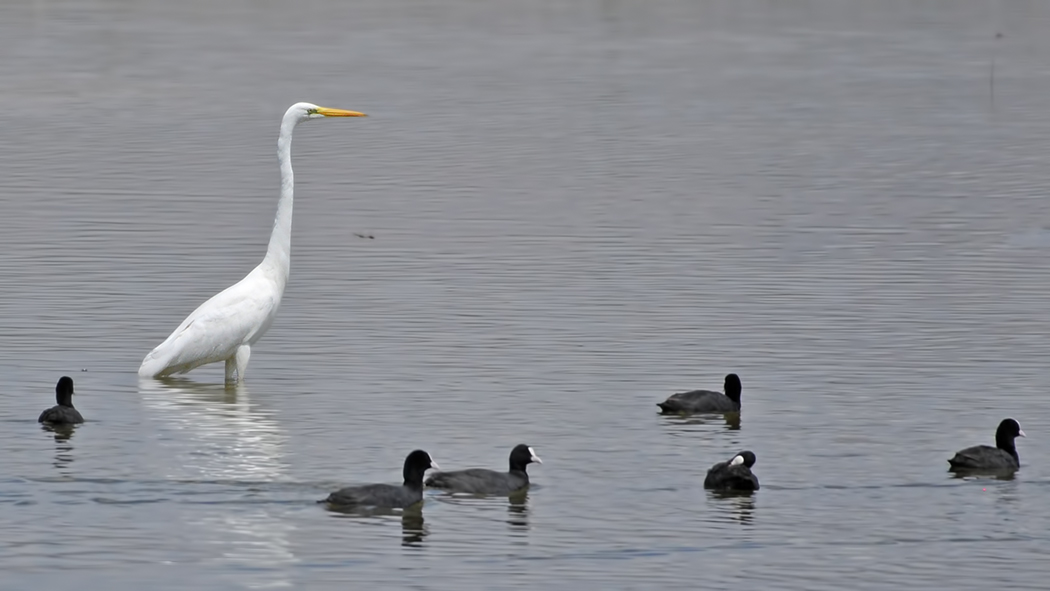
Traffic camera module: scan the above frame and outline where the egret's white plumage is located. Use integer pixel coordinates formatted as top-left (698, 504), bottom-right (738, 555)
top-left (139, 102), bottom-right (365, 383)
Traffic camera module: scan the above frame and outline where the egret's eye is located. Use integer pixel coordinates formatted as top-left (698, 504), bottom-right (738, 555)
top-left (307, 108), bottom-right (318, 115)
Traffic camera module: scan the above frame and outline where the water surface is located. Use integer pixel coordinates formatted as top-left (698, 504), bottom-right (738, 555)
top-left (3, 1), bottom-right (1050, 589)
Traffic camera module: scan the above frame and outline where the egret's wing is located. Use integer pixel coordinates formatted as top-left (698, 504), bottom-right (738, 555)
top-left (169, 289), bottom-right (273, 353)
top-left (140, 273), bottom-right (279, 375)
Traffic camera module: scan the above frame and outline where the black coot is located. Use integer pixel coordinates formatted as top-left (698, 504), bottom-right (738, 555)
top-left (322, 450), bottom-right (438, 509)
top-left (704, 450), bottom-right (759, 491)
top-left (948, 418), bottom-right (1025, 473)
top-left (426, 444), bottom-right (542, 494)
top-left (38, 377), bottom-right (84, 425)
top-left (658, 374), bottom-right (741, 414)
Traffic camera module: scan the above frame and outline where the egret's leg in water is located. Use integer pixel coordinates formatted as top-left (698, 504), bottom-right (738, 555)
top-left (225, 356), bottom-right (237, 383)
top-left (234, 345), bottom-right (251, 383)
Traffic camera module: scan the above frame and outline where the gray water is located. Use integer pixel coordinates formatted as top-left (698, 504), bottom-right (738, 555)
top-left (3, 1), bottom-right (1050, 589)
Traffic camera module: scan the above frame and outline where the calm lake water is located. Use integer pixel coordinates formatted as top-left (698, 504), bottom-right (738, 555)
top-left (3, 1), bottom-right (1050, 589)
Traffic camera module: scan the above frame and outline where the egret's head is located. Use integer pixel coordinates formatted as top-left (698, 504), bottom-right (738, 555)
top-left (287, 102), bottom-right (367, 124)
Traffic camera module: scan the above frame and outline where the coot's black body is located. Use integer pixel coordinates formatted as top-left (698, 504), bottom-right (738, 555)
top-left (704, 450), bottom-right (759, 491)
top-left (658, 374), bottom-right (742, 414)
top-left (322, 450), bottom-right (438, 509)
top-left (38, 377), bottom-right (84, 425)
top-left (949, 418), bottom-right (1025, 473)
top-left (426, 444), bottom-right (542, 494)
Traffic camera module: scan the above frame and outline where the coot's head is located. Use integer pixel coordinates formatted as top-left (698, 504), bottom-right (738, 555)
top-left (995, 418), bottom-right (1025, 450)
top-left (730, 450), bottom-right (757, 469)
top-left (56, 376), bottom-right (75, 407)
top-left (509, 444), bottom-right (543, 472)
top-left (724, 374), bottom-right (742, 402)
top-left (403, 450), bottom-right (439, 486)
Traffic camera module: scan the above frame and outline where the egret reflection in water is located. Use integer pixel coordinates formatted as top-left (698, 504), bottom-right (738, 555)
top-left (138, 378), bottom-right (288, 481)
top-left (137, 378), bottom-right (295, 586)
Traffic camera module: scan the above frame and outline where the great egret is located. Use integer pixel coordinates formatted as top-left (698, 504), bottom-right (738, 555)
top-left (139, 102), bottom-right (366, 383)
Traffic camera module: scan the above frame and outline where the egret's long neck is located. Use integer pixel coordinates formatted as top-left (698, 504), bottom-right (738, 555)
top-left (263, 115), bottom-right (298, 287)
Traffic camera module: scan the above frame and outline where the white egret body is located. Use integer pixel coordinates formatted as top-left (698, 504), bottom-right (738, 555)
top-left (139, 102), bottom-right (365, 383)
